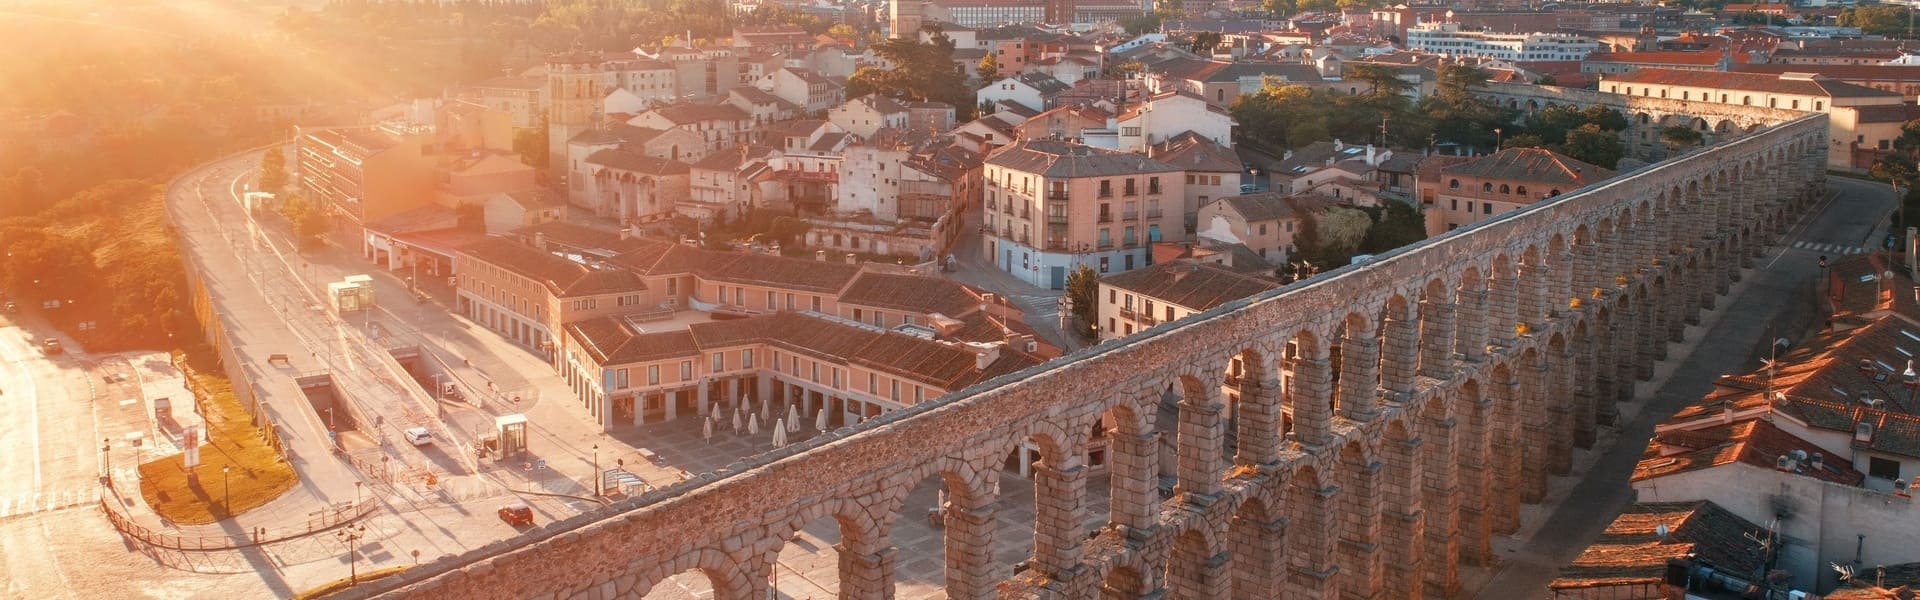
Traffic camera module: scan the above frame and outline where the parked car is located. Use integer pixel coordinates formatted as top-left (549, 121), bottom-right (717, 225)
top-left (41, 339), bottom-right (61, 355)
top-left (1239, 184), bottom-right (1258, 194)
top-left (3, 301), bottom-right (15, 313)
top-left (497, 503), bottom-right (534, 526)
top-left (404, 427), bottom-right (432, 446)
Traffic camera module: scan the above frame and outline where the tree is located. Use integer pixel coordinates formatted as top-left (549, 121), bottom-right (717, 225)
top-left (1189, 31), bottom-right (1223, 55)
top-left (278, 192), bottom-right (330, 245)
top-left (1502, 133), bottom-right (1546, 149)
top-left (1562, 124), bottom-right (1624, 169)
top-left (977, 52), bottom-right (999, 82)
top-left (515, 115), bottom-right (551, 169)
top-left (1361, 201), bottom-right (1427, 254)
top-left (1535, 73), bottom-right (1558, 86)
top-left (1295, 205), bottom-right (1371, 269)
top-left (846, 31), bottom-right (972, 118)
top-left (1839, 6), bottom-right (1912, 36)
top-left (1064, 263), bottom-right (1099, 338)
top-left (1263, 0), bottom-right (1297, 16)
top-left (1871, 119), bottom-right (1920, 228)
top-left (1346, 64), bottom-right (1412, 98)
top-left (259, 147), bottom-right (288, 195)
top-left (1658, 125), bottom-right (1704, 153)
top-left (1119, 13), bottom-right (1162, 35)
top-left (828, 23), bottom-right (857, 39)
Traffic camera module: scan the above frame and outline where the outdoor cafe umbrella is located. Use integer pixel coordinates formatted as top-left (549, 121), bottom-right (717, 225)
top-left (786, 404), bottom-right (800, 432)
top-left (772, 419), bottom-right (788, 448)
top-left (760, 396), bottom-right (772, 422)
top-left (814, 407), bottom-right (828, 431)
top-left (702, 415), bottom-right (714, 443)
top-left (731, 408), bottom-right (742, 435)
top-left (749, 413), bottom-right (761, 436)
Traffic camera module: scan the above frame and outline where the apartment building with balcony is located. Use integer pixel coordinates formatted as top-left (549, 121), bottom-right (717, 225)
top-left (1096, 260), bottom-right (1279, 341)
top-left (981, 139), bottom-right (1186, 289)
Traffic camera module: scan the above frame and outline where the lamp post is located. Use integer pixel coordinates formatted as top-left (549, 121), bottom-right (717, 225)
top-left (1494, 127), bottom-right (1504, 151)
top-left (592, 444), bottom-right (601, 496)
top-left (101, 438), bottom-right (111, 482)
top-left (222, 465), bottom-right (232, 515)
top-left (336, 522), bottom-right (368, 586)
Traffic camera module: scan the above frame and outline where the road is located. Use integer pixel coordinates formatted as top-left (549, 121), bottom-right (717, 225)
top-left (1471, 176), bottom-right (1896, 597)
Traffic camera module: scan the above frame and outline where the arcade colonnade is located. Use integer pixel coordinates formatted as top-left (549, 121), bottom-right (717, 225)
top-left (371, 116), bottom-right (1830, 600)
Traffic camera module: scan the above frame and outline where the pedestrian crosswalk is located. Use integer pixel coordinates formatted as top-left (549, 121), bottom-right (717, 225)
top-left (0, 486), bottom-right (104, 520)
top-left (1792, 241), bottom-right (1865, 255)
top-left (1002, 293), bottom-right (1062, 315)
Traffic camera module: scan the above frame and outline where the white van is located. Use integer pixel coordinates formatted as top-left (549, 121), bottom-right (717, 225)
top-left (404, 427), bottom-right (433, 446)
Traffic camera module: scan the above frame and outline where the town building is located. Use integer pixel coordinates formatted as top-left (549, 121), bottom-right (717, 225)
top-left (625, 102), bottom-right (754, 160)
top-left (468, 76), bottom-right (548, 129)
top-left (976, 72), bottom-right (1073, 115)
top-left (578, 149), bottom-right (693, 224)
top-left (1150, 131), bottom-right (1243, 233)
top-left (1417, 147), bottom-right (1612, 236)
top-left (294, 125), bottom-right (436, 252)
top-left (1194, 192), bottom-right (1330, 265)
top-left (1599, 68), bottom-right (1911, 168)
top-left (828, 94), bottom-right (912, 139)
top-left (1095, 260), bottom-right (1279, 340)
top-left (1405, 21), bottom-right (1598, 62)
top-left (981, 139), bottom-right (1186, 288)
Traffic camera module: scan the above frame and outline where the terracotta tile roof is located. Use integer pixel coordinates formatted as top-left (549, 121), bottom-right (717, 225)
top-left (457, 237), bottom-right (648, 298)
top-left (1855, 104), bottom-right (1920, 124)
top-left (1633, 418), bottom-right (1865, 485)
top-left (569, 311), bottom-right (1044, 391)
top-left (1733, 63), bottom-right (1920, 80)
top-left (838, 273), bottom-right (982, 317)
top-left (1440, 147), bottom-right (1615, 188)
top-left (1585, 50), bottom-right (1725, 66)
top-left (515, 221), bottom-right (660, 254)
top-left (1150, 131), bottom-right (1241, 174)
top-left (648, 102), bottom-right (751, 125)
top-left (1551, 501), bottom-right (1767, 590)
top-left (1101, 260), bottom-right (1281, 312)
top-left (986, 139), bottom-right (1181, 178)
top-left (586, 149), bottom-right (692, 175)
top-left (1603, 68), bottom-right (1902, 99)
top-left (692, 145), bottom-right (778, 171)
top-left (1215, 192), bottom-right (1331, 223)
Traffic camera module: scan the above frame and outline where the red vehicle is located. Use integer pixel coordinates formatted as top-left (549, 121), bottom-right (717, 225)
top-left (497, 503), bottom-right (534, 527)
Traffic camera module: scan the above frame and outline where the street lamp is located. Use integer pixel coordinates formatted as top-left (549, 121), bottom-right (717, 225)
top-left (222, 465), bottom-right (232, 515)
top-left (592, 444), bottom-right (600, 496)
top-left (101, 438), bottom-right (111, 482)
top-left (336, 522), bottom-right (368, 586)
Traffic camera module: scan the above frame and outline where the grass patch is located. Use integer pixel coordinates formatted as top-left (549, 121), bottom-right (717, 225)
top-left (290, 566), bottom-right (411, 600)
top-left (136, 345), bottom-right (298, 525)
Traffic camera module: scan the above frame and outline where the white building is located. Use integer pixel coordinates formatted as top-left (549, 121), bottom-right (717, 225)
top-left (1406, 22), bottom-right (1598, 62)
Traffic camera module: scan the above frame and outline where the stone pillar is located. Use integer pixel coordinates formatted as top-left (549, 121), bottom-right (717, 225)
top-left (1177, 388), bottom-right (1227, 498)
top-left (1489, 273), bottom-right (1519, 349)
top-left (1338, 459), bottom-right (1384, 600)
top-left (1454, 287), bottom-right (1488, 364)
top-left (1613, 311), bottom-right (1639, 401)
top-left (839, 545), bottom-right (898, 600)
top-left (1380, 312), bottom-right (1419, 400)
top-left (1382, 433), bottom-right (1426, 600)
top-left (1517, 259), bottom-right (1548, 334)
top-left (1552, 251), bottom-right (1576, 319)
top-left (1456, 392), bottom-right (1493, 566)
top-left (1421, 410), bottom-right (1459, 598)
top-left (1109, 432), bottom-right (1159, 534)
top-left (1549, 348), bottom-right (1576, 476)
top-left (696, 382), bottom-right (709, 421)
top-left (1286, 482), bottom-right (1341, 600)
top-left (1417, 299), bottom-right (1455, 380)
top-left (1032, 459), bottom-right (1088, 580)
top-left (1491, 376), bottom-right (1522, 534)
top-left (1635, 289), bottom-right (1660, 380)
top-left (1231, 512), bottom-right (1286, 600)
top-left (1575, 240), bottom-right (1603, 308)
top-left (1519, 361), bottom-right (1550, 504)
top-left (1574, 338), bottom-right (1599, 448)
top-left (1337, 329), bottom-right (1381, 421)
top-left (1291, 357), bottom-right (1335, 447)
top-left (1236, 377), bottom-right (1284, 467)
top-left (945, 495), bottom-right (997, 600)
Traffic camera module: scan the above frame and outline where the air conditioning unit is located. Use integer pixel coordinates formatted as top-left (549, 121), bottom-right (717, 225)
top-left (1857, 422), bottom-right (1876, 441)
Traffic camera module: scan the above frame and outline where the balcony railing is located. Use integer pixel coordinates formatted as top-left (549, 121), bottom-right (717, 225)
top-left (1047, 191), bottom-right (1069, 201)
top-left (1045, 240), bottom-right (1068, 250)
top-left (1097, 213), bottom-right (1113, 223)
top-left (1148, 185), bottom-right (1162, 195)
top-left (1097, 240), bottom-right (1114, 250)
top-left (1047, 213), bottom-right (1068, 224)
top-left (1122, 210), bottom-right (1139, 220)
top-left (1123, 239), bottom-right (1138, 248)
top-left (1119, 307), bottom-right (1135, 318)
top-left (1098, 189), bottom-right (1113, 198)
top-left (1147, 209), bottom-right (1164, 219)
top-left (1124, 186), bottom-right (1138, 197)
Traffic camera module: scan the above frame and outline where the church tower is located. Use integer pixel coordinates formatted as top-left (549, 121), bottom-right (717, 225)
top-left (546, 50), bottom-right (605, 173)
top-left (889, 0), bottom-right (923, 39)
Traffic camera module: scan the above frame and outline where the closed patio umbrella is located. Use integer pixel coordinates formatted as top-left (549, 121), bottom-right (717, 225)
top-left (702, 415), bottom-right (713, 443)
top-left (731, 408), bottom-right (742, 435)
top-left (814, 407), bottom-right (828, 431)
top-left (786, 404), bottom-right (800, 432)
top-left (748, 413), bottom-right (760, 436)
top-left (772, 419), bottom-right (787, 448)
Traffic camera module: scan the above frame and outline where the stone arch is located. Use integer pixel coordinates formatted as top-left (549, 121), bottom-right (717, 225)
top-left (1166, 519), bottom-right (1225, 599)
top-left (1283, 464), bottom-right (1337, 598)
top-left (1332, 309), bottom-right (1381, 420)
top-left (634, 547), bottom-right (753, 600)
top-left (757, 495), bottom-right (887, 598)
top-left (1100, 393), bottom-right (1162, 534)
top-left (1229, 491), bottom-right (1283, 599)
top-left (883, 452), bottom-right (995, 598)
top-left (1417, 278), bottom-right (1455, 381)
top-left (1101, 563), bottom-right (1153, 600)
top-left (1230, 344), bottom-right (1284, 466)
top-left (1284, 328), bottom-right (1334, 446)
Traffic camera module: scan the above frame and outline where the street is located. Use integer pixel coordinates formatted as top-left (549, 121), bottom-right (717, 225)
top-left (1469, 176), bottom-right (1897, 597)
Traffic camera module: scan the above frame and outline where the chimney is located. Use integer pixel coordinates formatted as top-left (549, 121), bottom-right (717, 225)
top-left (1169, 262), bottom-right (1197, 282)
top-left (1283, 149), bottom-right (1294, 160)
top-left (534, 232), bottom-right (547, 250)
top-left (1811, 452), bottom-right (1824, 471)
top-left (846, 253), bottom-right (858, 264)
top-left (1365, 144), bottom-right (1377, 166)
top-left (619, 227), bottom-right (632, 241)
top-left (973, 342), bottom-right (1003, 370)
top-left (1334, 138), bottom-right (1345, 150)
top-left (815, 250), bottom-right (827, 261)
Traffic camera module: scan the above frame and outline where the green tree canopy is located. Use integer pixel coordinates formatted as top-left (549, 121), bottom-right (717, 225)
top-left (1065, 263), bottom-right (1099, 338)
top-left (1562, 124), bottom-right (1625, 169)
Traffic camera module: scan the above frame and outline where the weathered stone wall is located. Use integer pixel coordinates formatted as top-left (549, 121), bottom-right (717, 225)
top-left (356, 114), bottom-right (1830, 600)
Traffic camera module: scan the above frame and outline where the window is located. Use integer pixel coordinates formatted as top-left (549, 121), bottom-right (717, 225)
top-left (786, 293), bottom-right (796, 310)
top-left (648, 365), bottom-right (660, 385)
top-left (1482, 182), bottom-right (1493, 193)
top-left (1165, 306), bottom-right (1174, 321)
top-left (1499, 184), bottom-right (1510, 194)
top-left (853, 308), bottom-right (864, 320)
top-left (869, 373), bottom-right (878, 394)
top-left (741, 349), bottom-right (754, 368)
top-left (874, 312), bottom-right (886, 327)
top-left (711, 353), bottom-right (725, 372)
top-left (1516, 186), bottom-right (1527, 196)
top-left (1099, 180), bottom-right (1112, 197)
top-left (1108, 317), bottom-right (1116, 332)
top-left (1483, 203), bottom-right (1492, 215)
top-left (767, 291), bottom-right (777, 309)
top-left (1449, 179), bottom-right (1460, 189)
top-left (617, 368), bottom-right (630, 389)
top-left (1100, 256), bottom-right (1110, 273)
top-left (1108, 289), bottom-right (1116, 303)
top-left (1259, 223), bottom-right (1268, 235)
top-left (1871, 456), bottom-right (1902, 480)
top-left (735, 288), bottom-right (744, 306)
top-left (891, 380), bottom-right (900, 401)
top-left (680, 361), bottom-right (693, 380)
top-left (811, 296), bottom-right (822, 311)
